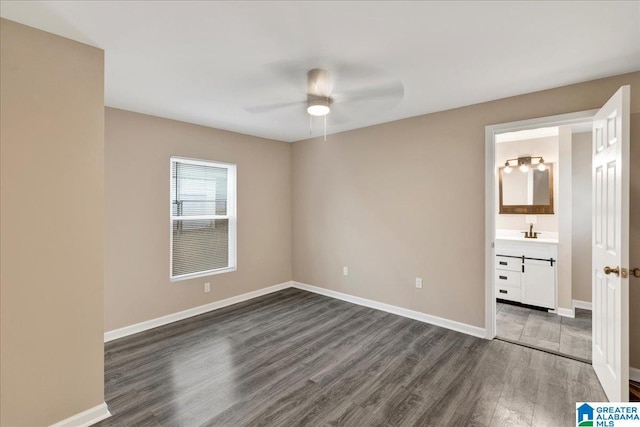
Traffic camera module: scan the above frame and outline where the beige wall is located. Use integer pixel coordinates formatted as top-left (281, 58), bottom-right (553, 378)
top-left (104, 108), bottom-right (292, 331)
top-left (629, 113), bottom-right (640, 372)
top-left (557, 125), bottom-right (573, 311)
top-left (495, 135), bottom-right (559, 233)
top-left (572, 131), bottom-right (593, 303)
top-left (0, 19), bottom-right (105, 426)
top-left (291, 72), bottom-right (640, 366)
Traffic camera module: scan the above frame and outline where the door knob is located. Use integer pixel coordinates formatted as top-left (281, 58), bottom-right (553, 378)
top-left (631, 268), bottom-right (640, 278)
top-left (604, 266), bottom-right (620, 276)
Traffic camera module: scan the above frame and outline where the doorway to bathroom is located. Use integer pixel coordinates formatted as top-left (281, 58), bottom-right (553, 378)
top-left (492, 122), bottom-right (593, 362)
top-left (484, 86), bottom-right (632, 402)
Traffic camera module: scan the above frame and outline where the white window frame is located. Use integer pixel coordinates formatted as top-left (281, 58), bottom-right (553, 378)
top-left (169, 156), bottom-right (237, 281)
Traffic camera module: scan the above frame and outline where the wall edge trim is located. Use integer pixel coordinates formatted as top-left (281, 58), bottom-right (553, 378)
top-left (104, 281), bottom-right (293, 342)
top-left (49, 402), bottom-right (111, 427)
top-left (557, 307), bottom-right (575, 318)
top-left (572, 299), bottom-right (592, 311)
top-left (292, 281), bottom-right (486, 339)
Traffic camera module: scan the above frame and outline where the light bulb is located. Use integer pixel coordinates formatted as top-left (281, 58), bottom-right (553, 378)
top-left (307, 98), bottom-right (331, 116)
top-left (519, 164), bottom-right (529, 172)
top-left (504, 165), bottom-right (512, 173)
top-left (538, 162), bottom-right (546, 171)
top-left (307, 104), bottom-right (330, 116)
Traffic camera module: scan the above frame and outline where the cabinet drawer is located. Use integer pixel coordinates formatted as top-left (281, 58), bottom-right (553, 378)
top-left (495, 270), bottom-right (520, 288)
top-left (495, 256), bottom-right (522, 272)
top-left (496, 285), bottom-right (521, 302)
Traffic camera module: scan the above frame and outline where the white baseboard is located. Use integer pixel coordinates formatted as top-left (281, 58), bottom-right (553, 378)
top-left (104, 281), bottom-right (293, 342)
top-left (292, 281), bottom-right (486, 339)
top-left (49, 402), bottom-right (111, 427)
top-left (557, 307), bottom-right (575, 318)
top-left (99, 278), bottom-right (639, 389)
top-left (572, 299), bottom-right (592, 311)
top-left (106, 279), bottom-right (487, 344)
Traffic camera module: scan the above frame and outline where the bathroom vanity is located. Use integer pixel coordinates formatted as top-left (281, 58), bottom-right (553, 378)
top-left (495, 236), bottom-right (557, 310)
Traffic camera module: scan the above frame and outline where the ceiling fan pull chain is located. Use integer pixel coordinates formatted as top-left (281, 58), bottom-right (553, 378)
top-left (324, 115), bottom-right (327, 141)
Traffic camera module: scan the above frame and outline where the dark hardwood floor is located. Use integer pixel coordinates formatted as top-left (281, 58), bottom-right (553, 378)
top-left (94, 288), bottom-right (606, 427)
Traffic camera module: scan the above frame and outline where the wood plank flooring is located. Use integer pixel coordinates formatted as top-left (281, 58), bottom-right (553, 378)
top-left (496, 301), bottom-right (592, 361)
top-left (95, 288), bottom-right (606, 427)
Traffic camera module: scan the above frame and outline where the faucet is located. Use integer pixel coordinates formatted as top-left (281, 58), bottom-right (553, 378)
top-left (522, 223), bottom-right (540, 239)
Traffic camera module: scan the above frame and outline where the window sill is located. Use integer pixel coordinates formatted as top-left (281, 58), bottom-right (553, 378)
top-left (170, 266), bottom-right (237, 282)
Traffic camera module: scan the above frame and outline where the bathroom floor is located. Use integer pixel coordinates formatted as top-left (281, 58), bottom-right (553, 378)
top-left (496, 301), bottom-right (592, 361)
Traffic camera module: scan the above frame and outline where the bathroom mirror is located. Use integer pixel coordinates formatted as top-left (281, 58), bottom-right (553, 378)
top-left (499, 164), bottom-right (554, 214)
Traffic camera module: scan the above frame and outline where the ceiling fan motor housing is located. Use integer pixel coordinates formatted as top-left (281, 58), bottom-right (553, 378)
top-left (306, 69), bottom-right (332, 116)
top-left (307, 68), bottom-right (331, 96)
top-left (307, 96), bottom-right (331, 116)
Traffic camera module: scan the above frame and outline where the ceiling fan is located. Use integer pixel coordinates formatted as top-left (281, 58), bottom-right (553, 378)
top-left (244, 64), bottom-right (404, 140)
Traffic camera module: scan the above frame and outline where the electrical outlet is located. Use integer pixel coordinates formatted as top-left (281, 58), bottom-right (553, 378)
top-left (343, 266), bottom-right (349, 276)
top-left (204, 282), bottom-right (210, 293)
top-left (415, 277), bottom-right (423, 289)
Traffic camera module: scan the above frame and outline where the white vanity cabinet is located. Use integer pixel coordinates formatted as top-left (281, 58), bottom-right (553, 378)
top-left (495, 238), bottom-right (557, 310)
top-left (495, 256), bottom-right (522, 302)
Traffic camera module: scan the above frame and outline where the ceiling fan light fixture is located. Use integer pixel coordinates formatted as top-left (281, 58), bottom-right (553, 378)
top-left (307, 98), bottom-right (330, 116)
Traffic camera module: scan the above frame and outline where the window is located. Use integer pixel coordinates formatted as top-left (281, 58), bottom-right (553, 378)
top-left (170, 157), bottom-right (236, 280)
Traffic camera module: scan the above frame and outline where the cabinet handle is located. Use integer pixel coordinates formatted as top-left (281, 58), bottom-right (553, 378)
top-left (499, 290), bottom-right (508, 294)
top-left (499, 261), bottom-right (507, 265)
top-left (499, 275), bottom-right (507, 280)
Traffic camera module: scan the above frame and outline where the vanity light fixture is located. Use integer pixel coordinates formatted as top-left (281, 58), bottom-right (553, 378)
top-left (503, 156), bottom-right (545, 173)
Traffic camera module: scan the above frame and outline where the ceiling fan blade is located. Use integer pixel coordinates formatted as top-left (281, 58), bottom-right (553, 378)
top-left (331, 63), bottom-right (384, 83)
top-left (327, 112), bottom-right (349, 125)
top-left (328, 102), bottom-right (358, 124)
top-left (332, 80), bottom-right (404, 104)
top-left (243, 100), bottom-right (305, 114)
top-left (263, 60), bottom-right (312, 90)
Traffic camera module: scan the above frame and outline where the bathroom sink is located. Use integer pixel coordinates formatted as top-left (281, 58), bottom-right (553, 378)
top-left (495, 235), bottom-right (559, 244)
top-left (495, 229), bottom-right (559, 244)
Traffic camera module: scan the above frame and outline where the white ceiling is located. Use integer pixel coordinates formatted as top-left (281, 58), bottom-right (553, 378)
top-left (1, 1), bottom-right (639, 142)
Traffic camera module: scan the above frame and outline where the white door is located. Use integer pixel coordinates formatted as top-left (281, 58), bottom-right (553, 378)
top-left (592, 85), bottom-right (630, 402)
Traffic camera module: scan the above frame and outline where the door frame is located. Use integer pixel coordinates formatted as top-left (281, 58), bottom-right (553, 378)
top-left (484, 109), bottom-right (598, 339)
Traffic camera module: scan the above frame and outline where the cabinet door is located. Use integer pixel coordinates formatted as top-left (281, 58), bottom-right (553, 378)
top-left (522, 259), bottom-right (555, 309)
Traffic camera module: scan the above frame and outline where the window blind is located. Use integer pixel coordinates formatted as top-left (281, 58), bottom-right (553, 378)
top-left (170, 158), bottom-right (236, 279)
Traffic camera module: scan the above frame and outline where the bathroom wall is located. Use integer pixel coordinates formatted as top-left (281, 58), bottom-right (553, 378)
top-left (496, 129), bottom-right (593, 309)
top-left (495, 135), bottom-right (559, 233)
top-left (571, 131), bottom-right (592, 304)
top-left (557, 125), bottom-right (573, 312)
